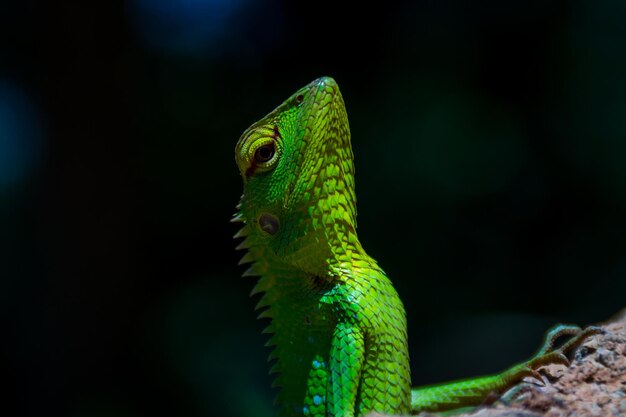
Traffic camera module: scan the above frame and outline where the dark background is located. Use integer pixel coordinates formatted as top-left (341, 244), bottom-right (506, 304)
top-left (3, 1), bottom-right (626, 416)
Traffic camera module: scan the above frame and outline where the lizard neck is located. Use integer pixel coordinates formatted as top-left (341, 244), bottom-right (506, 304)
top-left (282, 208), bottom-right (365, 279)
top-left (239, 196), bottom-right (365, 279)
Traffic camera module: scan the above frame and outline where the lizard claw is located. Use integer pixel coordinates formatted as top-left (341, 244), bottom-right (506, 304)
top-left (556, 325), bottom-right (604, 356)
top-left (529, 368), bottom-right (543, 383)
top-left (533, 350), bottom-right (570, 367)
top-left (526, 324), bottom-right (603, 372)
top-left (535, 324), bottom-right (581, 356)
top-left (508, 324), bottom-right (604, 386)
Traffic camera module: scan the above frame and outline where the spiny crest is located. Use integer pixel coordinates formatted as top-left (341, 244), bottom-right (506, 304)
top-left (233, 227), bottom-right (284, 396)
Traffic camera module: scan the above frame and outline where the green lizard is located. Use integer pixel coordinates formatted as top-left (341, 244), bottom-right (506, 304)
top-left (232, 76), bottom-right (600, 416)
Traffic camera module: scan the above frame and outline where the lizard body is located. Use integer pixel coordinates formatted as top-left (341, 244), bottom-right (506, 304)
top-left (233, 77), bottom-right (598, 416)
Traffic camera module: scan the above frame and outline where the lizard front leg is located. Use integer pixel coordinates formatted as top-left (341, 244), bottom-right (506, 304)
top-left (326, 321), bottom-right (365, 417)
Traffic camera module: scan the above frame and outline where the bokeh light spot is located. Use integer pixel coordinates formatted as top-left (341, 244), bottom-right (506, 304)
top-left (128, 0), bottom-right (247, 56)
top-left (0, 80), bottom-right (42, 190)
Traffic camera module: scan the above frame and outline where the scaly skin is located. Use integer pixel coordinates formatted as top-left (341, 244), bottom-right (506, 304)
top-left (233, 77), bottom-right (600, 416)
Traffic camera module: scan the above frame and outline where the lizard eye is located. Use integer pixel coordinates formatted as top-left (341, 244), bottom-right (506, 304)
top-left (236, 125), bottom-right (282, 178)
top-left (246, 137), bottom-right (282, 175)
top-left (254, 143), bottom-right (275, 163)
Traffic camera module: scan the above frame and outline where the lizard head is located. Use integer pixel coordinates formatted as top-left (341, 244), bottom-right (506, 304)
top-left (235, 76), bottom-right (359, 275)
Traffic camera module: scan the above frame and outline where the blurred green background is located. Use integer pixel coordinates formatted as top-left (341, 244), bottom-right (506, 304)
top-left (2, 1), bottom-right (626, 416)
